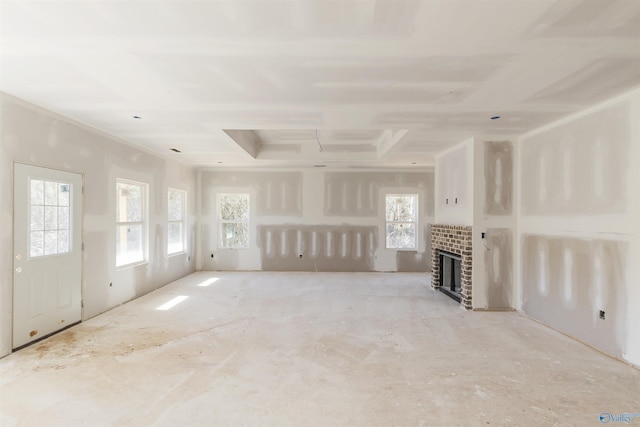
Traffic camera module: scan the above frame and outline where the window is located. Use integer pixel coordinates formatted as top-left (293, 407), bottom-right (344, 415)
top-left (116, 180), bottom-right (147, 267)
top-left (385, 194), bottom-right (418, 249)
top-left (168, 188), bottom-right (186, 255)
top-left (217, 193), bottom-right (249, 248)
top-left (29, 179), bottom-right (72, 258)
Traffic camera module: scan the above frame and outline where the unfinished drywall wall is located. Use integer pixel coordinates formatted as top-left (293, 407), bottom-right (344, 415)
top-left (522, 235), bottom-right (627, 358)
top-left (396, 225), bottom-right (432, 272)
top-left (471, 139), bottom-right (515, 310)
top-left (257, 225), bottom-right (377, 271)
top-left (484, 141), bottom-right (513, 216)
top-left (483, 228), bottom-right (513, 309)
top-left (518, 88), bottom-right (640, 366)
top-left (325, 172), bottom-right (434, 217)
top-left (520, 102), bottom-right (629, 215)
top-left (0, 93), bottom-right (197, 358)
top-left (198, 169), bottom-right (434, 272)
top-left (435, 139), bottom-right (473, 225)
top-left (201, 171), bottom-right (302, 217)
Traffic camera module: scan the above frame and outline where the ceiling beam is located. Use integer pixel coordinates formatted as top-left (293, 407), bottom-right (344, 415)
top-left (220, 130), bottom-right (259, 159)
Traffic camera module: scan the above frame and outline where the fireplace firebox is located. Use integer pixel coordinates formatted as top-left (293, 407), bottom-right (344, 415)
top-left (430, 224), bottom-right (472, 308)
top-left (439, 251), bottom-right (462, 302)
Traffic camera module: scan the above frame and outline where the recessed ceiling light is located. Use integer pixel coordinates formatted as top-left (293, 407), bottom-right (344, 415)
top-left (170, 148), bottom-right (181, 153)
top-left (217, 162), bottom-right (223, 164)
top-left (132, 115), bottom-right (142, 119)
top-left (313, 165), bottom-right (326, 168)
top-left (411, 162), bottom-right (417, 165)
top-left (490, 115), bottom-right (501, 120)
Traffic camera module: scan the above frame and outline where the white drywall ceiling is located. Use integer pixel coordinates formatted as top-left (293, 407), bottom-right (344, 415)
top-left (1, 0), bottom-right (639, 168)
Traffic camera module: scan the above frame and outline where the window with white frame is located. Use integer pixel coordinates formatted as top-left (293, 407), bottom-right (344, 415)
top-left (385, 194), bottom-right (418, 249)
top-left (217, 193), bottom-right (249, 249)
top-left (116, 179), bottom-right (148, 267)
top-left (167, 188), bottom-right (187, 255)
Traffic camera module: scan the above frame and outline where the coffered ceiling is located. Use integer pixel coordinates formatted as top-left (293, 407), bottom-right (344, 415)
top-left (1, 0), bottom-right (639, 168)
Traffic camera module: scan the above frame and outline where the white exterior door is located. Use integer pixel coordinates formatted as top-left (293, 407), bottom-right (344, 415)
top-left (13, 163), bottom-right (83, 349)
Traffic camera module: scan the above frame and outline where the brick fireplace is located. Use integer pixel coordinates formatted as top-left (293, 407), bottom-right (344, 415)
top-left (431, 224), bottom-right (473, 309)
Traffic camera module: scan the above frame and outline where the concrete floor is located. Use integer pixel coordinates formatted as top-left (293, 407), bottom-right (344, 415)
top-left (0, 272), bottom-right (638, 427)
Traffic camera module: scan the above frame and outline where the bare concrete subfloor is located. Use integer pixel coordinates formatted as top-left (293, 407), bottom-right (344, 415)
top-left (1, 272), bottom-right (638, 426)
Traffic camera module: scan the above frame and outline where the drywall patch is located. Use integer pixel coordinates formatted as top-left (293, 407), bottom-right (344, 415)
top-left (484, 141), bottom-right (513, 215)
top-left (324, 171), bottom-right (434, 217)
top-left (484, 228), bottom-right (512, 309)
top-left (522, 234), bottom-right (627, 359)
top-left (257, 225), bottom-right (377, 272)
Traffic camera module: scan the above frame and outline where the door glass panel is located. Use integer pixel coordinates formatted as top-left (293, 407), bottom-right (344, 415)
top-left (30, 206), bottom-right (44, 231)
top-left (44, 231), bottom-right (58, 255)
top-left (29, 178), bottom-right (72, 258)
top-left (44, 206), bottom-right (58, 229)
top-left (58, 207), bottom-right (69, 229)
top-left (30, 180), bottom-right (44, 205)
top-left (30, 231), bottom-right (44, 257)
top-left (45, 181), bottom-right (58, 205)
top-left (58, 184), bottom-right (70, 206)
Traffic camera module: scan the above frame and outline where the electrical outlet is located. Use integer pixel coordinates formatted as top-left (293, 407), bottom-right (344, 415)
top-left (481, 232), bottom-right (486, 239)
top-left (599, 310), bottom-right (606, 320)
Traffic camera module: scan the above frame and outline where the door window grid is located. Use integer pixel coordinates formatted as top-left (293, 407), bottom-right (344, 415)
top-left (168, 188), bottom-right (186, 255)
top-left (385, 194), bottom-right (418, 250)
top-left (29, 179), bottom-right (71, 258)
top-left (116, 180), bottom-right (147, 267)
top-left (217, 193), bottom-right (249, 249)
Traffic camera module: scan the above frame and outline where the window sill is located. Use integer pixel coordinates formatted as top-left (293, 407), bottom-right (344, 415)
top-left (168, 251), bottom-right (187, 258)
top-left (116, 260), bottom-right (148, 271)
